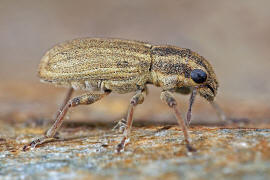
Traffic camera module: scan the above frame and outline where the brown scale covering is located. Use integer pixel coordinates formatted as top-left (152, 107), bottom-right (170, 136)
top-left (151, 60), bottom-right (192, 78)
top-left (39, 38), bottom-right (218, 100)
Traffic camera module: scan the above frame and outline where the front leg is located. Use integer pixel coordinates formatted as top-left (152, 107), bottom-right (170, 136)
top-left (161, 91), bottom-right (196, 152)
top-left (23, 90), bottom-right (110, 151)
top-left (186, 88), bottom-right (197, 126)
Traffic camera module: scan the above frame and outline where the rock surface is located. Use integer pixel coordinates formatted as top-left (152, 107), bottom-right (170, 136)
top-left (1, 120), bottom-right (270, 180)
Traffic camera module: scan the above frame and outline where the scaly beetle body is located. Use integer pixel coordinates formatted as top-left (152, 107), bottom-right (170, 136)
top-left (24, 38), bottom-right (218, 152)
top-left (39, 38), bottom-right (218, 99)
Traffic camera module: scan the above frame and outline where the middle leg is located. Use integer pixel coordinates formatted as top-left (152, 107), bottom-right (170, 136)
top-left (116, 89), bottom-right (145, 152)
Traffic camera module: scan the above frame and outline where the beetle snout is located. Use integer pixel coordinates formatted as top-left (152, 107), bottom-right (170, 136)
top-left (198, 83), bottom-right (217, 101)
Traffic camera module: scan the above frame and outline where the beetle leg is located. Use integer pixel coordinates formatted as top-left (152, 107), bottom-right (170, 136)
top-left (116, 90), bottom-right (145, 153)
top-left (186, 88), bottom-right (197, 126)
top-left (22, 91), bottom-right (110, 151)
top-left (160, 91), bottom-right (196, 152)
top-left (54, 87), bottom-right (74, 119)
top-left (112, 118), bottom-right (127, 133)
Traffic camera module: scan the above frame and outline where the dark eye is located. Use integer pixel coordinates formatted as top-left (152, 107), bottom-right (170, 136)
top-left (191, 69), bottom-right (207, 84)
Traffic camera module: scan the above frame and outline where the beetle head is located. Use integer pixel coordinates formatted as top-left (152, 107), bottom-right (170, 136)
top-left (151, 46), bottom-right (219, 101)
top-left (186, 54), bottom-right (219, 102)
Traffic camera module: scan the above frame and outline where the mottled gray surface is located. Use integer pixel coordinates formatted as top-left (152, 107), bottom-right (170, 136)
top-left (1, 124), bottom-right (270, 180)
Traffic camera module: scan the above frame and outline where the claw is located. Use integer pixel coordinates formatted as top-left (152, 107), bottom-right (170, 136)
top-left (186, 144), bottom-right (196, 152)
top-left (22, 139), bottom-right (40, 151)
top-left (116, 143), bottom-right (124, 153)
top-left (116, 136), bottom-right (128, 153)
top-left (22, 136), bottom-right (54, 151)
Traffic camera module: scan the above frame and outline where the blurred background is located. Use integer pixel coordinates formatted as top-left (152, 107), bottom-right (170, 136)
top-left (0, 0), bottom-right (270, 125)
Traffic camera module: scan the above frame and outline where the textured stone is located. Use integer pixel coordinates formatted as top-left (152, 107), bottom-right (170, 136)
top-left (1, 120), bottom-right (270, 180)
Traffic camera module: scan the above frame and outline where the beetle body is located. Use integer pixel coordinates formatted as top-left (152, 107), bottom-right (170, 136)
top-left (23, 38), bottom-right (218, 152)
top-left (39, 38), bottom-right (218, 100)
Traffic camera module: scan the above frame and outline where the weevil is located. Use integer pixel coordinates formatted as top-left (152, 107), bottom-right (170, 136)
top-left (23, 38), bottom-right (221, 152)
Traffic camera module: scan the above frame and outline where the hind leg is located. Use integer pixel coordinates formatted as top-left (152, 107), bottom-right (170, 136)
top-left (23, 90), bottom-right (110, 151)
top-left (54, 87), bottom-right (74, 119)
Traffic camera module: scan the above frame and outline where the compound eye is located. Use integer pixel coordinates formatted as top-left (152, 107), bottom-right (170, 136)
top-left (191, 69), bottom-right (207, 84)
